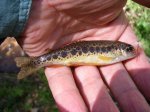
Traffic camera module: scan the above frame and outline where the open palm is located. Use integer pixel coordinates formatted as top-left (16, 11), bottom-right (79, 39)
top-left (20, 0), bottom-right (150, 111)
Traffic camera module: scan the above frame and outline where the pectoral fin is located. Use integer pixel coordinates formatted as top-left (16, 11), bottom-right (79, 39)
top-left (99, 55), bottom-right (114, 62)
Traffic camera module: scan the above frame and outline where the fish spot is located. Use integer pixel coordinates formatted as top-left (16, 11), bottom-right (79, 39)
top-left (76, 47), bottom-right (80, 51)
top-left (71, 49), bottom-right (77, 55)
top-left (101, 47), bottom-right (106, 52)
top-left (120, 43), bottom-right (127, 50)
top-left (78, 51), bottom-right (82, 55)
top-left (96, 47), bottom-right (100, 52)
top-left (42, 59), bottom-right (46, 62)
top-left (61, 51), bottom-right (67, 58)
top-left (104, 46), bottom-right (111, 53)
top-left (112, 45), bottom-right (118, 50)
top-left (82, 47), bottom-right (88, 53)
top-left (106, 46), bottom-right (111, 51)
top-left (46, 55), bottom-right (52, 60)
top-left (89, 47), bottom-right (95, 53)
top-left (36, 60), bottom-right (41, 65)
top-left (52, 54), bottom-right (58, 59)
top-left (92, 43), bottom-right (97, 46)
top-left (31, 60), bottom-right (36, 65)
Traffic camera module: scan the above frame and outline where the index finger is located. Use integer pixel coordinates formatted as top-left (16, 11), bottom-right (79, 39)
top-left (45, 66), bottom-right (88, 112)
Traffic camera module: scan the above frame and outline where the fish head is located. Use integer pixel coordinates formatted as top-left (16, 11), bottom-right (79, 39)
top-left (118, 43), bottom-right (137, 61)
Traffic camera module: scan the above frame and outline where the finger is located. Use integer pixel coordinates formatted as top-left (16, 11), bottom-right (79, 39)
top-left (74, 66), bottom-right (119, 112)
top-left (100, 63), bottom-right (150, 112)
top-left (119, 25), bottom-right (150, 100)
top-left (45, 66), bottom-right (88, 112)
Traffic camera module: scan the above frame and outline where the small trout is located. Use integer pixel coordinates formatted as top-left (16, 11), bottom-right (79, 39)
top-left (15, 40), bottom-right (136, 79)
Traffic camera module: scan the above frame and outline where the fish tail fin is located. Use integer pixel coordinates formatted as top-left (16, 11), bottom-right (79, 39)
top-left (15, 57), bottom-right (39, 79)
top-left (15, 57), bottom-right (31, 67)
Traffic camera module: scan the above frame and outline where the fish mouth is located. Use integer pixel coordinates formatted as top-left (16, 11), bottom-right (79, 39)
top-left (126, 51), bottom-right (137, 59)
top-left (126, 45), bottom-right (137, 59)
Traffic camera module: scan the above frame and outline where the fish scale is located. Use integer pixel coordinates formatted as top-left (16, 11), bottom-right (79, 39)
top-left (15, 40), bottom-right (136, 79)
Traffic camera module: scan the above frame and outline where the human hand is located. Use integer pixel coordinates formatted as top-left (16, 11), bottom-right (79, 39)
top-left (20, 0), bottom-right (150, 111)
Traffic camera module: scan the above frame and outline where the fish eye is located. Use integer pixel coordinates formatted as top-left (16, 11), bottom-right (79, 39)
top-left (125, 45), bottom-right (134, 52)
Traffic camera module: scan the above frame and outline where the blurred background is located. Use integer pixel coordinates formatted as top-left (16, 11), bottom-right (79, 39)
top-left (0, 1), bottom-right (149, 112)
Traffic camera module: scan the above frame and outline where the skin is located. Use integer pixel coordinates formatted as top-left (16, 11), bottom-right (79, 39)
top-left (20, 0), bottom-right (150, 111)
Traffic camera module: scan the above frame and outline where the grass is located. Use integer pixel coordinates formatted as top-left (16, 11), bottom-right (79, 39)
top-left (0, 71), bottom-right (58, 112)
top-left (0, 1), bottom-right (149, 112)
top-left (125, 0), bottom-right (150, 56)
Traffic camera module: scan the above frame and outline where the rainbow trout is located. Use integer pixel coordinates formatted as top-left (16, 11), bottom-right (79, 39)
top-left (15, 40), bottom-right (136, 79)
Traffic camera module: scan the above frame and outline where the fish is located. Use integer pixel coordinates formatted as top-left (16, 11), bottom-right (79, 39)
top-left (15, 40), bottom-right (136, 79)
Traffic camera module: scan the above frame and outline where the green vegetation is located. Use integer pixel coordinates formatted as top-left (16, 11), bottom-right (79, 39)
top-left (0, 71), bottom-right (58, 112)
top-left (125, 0), bottom-right (150, 56)
top-left (0, 1), bottom-right (149, 112)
